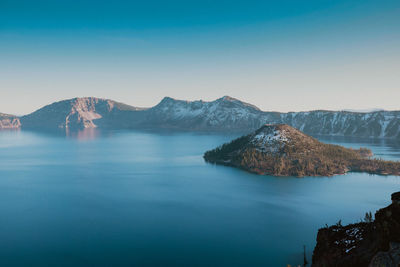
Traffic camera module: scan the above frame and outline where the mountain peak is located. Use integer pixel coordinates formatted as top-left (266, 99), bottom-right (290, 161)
top-left (71, 96), bottom-right (103, 100)
top-left (160, 96), bottom-right (177, 102)
top-left (56, 96), bottom-right (106, 103)
top-left (156, 96), bottom-right (185, 107)
top-left (215, 96), bottom-right (261, 111)
top-left (249, 124), bottom-right (314, 154)
top-left (254, 124), bottom-right (310, 140)
top-left (220, 95), bottom-right (238, 101)
top-left (20, 97), bottom-right (140, 130)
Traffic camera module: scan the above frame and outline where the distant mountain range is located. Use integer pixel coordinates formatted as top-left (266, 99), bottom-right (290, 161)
top-left (1, 96), bottom-right (400, 139)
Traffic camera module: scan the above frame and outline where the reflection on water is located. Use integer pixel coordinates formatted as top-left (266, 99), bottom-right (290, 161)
top-left (0, 129), bottom-right (399, 266)
top-left (66, 128), bottom-right (102, 141)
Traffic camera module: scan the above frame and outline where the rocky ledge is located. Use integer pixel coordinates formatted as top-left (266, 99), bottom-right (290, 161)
top-left (312, 192), bottom-right (400, 267)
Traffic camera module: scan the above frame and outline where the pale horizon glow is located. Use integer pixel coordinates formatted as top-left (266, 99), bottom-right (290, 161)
top-left (1, 0), bottom-right (399, 115)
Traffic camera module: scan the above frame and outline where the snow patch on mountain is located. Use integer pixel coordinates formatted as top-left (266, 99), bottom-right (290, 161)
top-left (250, 125), bottom-right (291, 153)
top-left (4, 96), bottom-right (400, 139)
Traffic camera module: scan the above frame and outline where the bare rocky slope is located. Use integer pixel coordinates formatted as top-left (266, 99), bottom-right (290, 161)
top-left (1, 96), bottom-right (400, 139)
top-left (0, 113), bottom-right (21, 129)
top-left (203, 124), bottom-right (400, 177)
top-left (19, 97), bottom-right (145, 130)
top-left (312, 192), bottom-right (400, 267)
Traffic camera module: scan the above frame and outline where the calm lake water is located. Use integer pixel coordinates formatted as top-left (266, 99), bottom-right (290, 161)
top-left (0, 129), bottom-right (399, 266)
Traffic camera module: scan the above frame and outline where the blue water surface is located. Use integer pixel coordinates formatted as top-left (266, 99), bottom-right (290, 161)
top-left (0, 129), bottom-right (399, 266)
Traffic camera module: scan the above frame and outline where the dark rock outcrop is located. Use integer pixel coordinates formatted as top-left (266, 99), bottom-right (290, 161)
top-left (369, 242), bottom-right (400, 267)
top-left (312, 192), bottom-right (400, 267)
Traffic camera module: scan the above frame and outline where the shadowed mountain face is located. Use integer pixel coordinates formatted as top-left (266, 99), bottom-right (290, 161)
top-left (204, 124), bottom-right (400, 177)
top-left (1, 96), bottom-right (400, 139)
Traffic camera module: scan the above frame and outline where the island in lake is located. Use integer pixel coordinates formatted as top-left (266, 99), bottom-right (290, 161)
top-left (204, 124), bottom-right (400, 177)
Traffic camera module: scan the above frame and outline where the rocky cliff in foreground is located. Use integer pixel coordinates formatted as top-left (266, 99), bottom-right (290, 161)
top-left (1, 96), bottom-right (400, 139)
top-left (204, 124), bottom-right (400, 177)
top-left (312, 192), bottom-right (400, 267)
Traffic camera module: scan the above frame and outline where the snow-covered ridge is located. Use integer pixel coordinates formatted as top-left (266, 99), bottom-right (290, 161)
top-left (153, 96), bottom-right (261, 119)
top-left (279, 110), bottom-right (400, 139)
top-left (2, 96), bottom-right (400, 139)
top-left (148, 97), bottom-right (400, 138)
top-left (145, 95), bottom-right (271, 130)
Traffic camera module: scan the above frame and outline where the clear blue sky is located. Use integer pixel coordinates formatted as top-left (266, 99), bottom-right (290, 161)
top-left (1, 0), bottom-right (399, 114)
